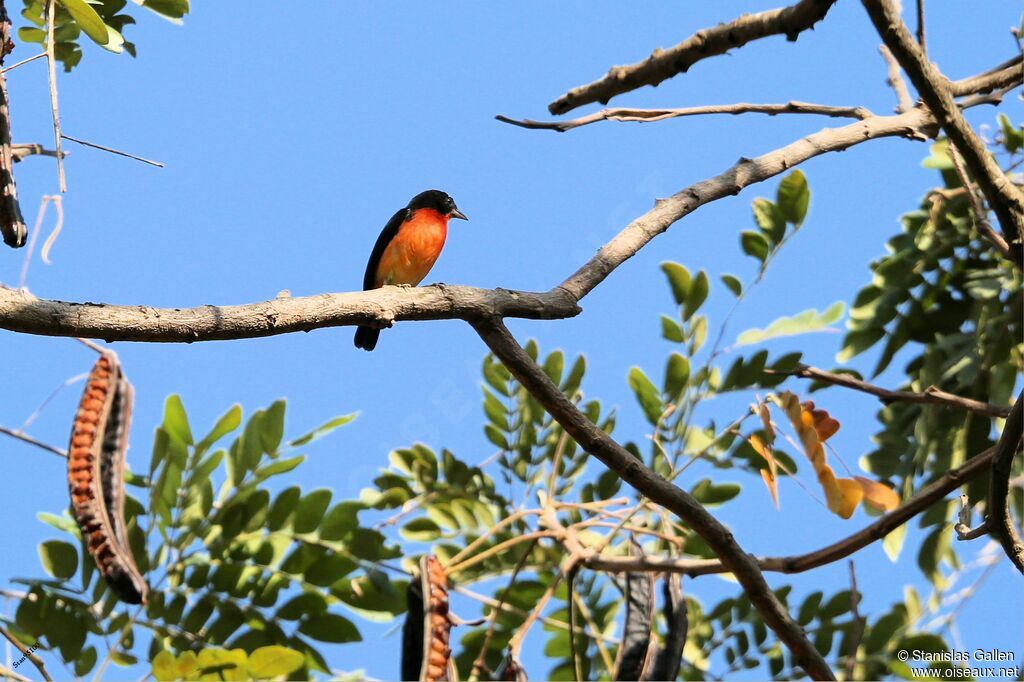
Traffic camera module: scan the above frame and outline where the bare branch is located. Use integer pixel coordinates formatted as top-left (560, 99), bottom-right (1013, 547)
top-left (0, 58), bottom-right (1015, 344)
top-left (559, 59), bottom-right (1021, 301)
top-left (0, 51), bottom-right (45, 73)
top-left (946, 143), bottom-right (1014, 262)
top-left (879, 45), bottom-right (914, 113)
top-left (862, 0), bottom-right (1024, 247)
top-left (498, 101), bottom-right (871, 133)
top-left (0, 284), bottom-right (579, 342)
top-left (585, 444), bottom-right (997, 577)
top-left (770, 363), bottom-right (1011, 418)
top-left (471, 317), bottom-right (835, 680)
top-left (988, 391), bottom-right (1024, 573)
top-left (548, 0), bottom-right (838, 115)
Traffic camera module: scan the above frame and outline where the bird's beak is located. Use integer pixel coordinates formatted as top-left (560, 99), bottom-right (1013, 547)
top-left (451, 207), bottom-right (468, 221)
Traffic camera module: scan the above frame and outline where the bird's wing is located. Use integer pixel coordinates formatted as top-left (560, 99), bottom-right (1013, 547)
top-left (362, 207), bottom-right (411, 290)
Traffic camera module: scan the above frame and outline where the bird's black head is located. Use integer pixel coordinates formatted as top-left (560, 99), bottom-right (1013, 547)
top-left (407, 189), bottom-right (468, 221)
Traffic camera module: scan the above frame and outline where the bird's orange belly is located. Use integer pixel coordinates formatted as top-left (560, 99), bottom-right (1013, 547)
top-left (375, 214), bottom-right (448, 287)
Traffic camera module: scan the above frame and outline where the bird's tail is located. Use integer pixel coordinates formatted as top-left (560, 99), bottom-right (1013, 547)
top-left (354, 326), bottom-right (380, 351)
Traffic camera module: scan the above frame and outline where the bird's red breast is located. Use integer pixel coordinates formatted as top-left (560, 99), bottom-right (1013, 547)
top-left (374, 208), bottom-right (449, 288)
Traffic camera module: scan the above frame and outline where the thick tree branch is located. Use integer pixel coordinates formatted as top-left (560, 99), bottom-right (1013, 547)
top-left (0, 59), bottom-right (1015, 344)
top-left (862, 0), bottom-right (1024, 248)
top-left (471, 317), bottom-right (835, 681)
top-left (498, 101), bottom-right (871, 133)
top-left (771, 363), bottom-right (1011, 418)
top-left (988, 391), bottom-right (1024, 573)
top-left (585, 445), bottom-right (997, 577)
top-left (0, 285), bottom-right (579, 342)
top-left (559, 59), bottom-right (1021, 301)
top-left (548, 0), bottom-right (838, 115)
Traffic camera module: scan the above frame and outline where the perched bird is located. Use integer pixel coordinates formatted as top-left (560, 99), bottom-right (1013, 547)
top-left (354, 189), bottom-right (468, 351)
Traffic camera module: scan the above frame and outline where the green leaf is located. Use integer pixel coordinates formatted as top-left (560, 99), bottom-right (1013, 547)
top-left (660, 262), bottom-right (691, 305)
top-left (883, 523), bottom-right (908, 562)
top-left (664, 353), bottom-right (690, 398)
top-left (736, 302), bottom-right (845, 347)
top-left (247, 646), bottom-right (306, 678)
top-left (162, 395), bottom-right (193, 445)
top-left (740, 230), bottom-right (770, 262)
top-left (289, 413), bottom-right (357, 447)
top-left (261, 400), bottom-right (286, 454)
top-left (660, 315), bottom-right (684, 342)
top-left (58, 0), bottom-right (110, 47)
top-left (132, 0), bottom-right (190, 22)
top-left (921, 139), bottom-right (954, 170)
top-left (197, 405), bottom-right (241, 454)
top-left (298, 613), bottom-right (361, 643)
top-left (400, 517), bottom-right (442, 542)
top-left (690, 479), bottom-right (741, 506)
top-left (319, 502), bottom-right (361, 541)
top-left (37, 512), bottom-right (79, 537)
top-left (683, 271), bottom-right (709, 320)
top-left (293, 489), bottom-right (332, 534)
top-left (254, 455), bottom-right (305, 481)
top-left (720, 274), bottom-right (743, 298)
top-left (837, 327), bottom-right (885, 362)
top-left (776, 170), bottom-right (810, 225)
top-left (152, 651), bottom-right (177, 682)
top-left (628, 367), bottom-right (665, 425)
top-left (39, 540), bottom-right (78, 579)
top-left (752, 198), bottom-right (786, 243)
top-left (998, 113), bottom-right (1022, 153)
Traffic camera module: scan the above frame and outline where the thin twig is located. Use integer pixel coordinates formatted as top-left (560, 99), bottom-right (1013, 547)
top-left (0, 425), bottom-right (67, 458)
top-left (879, 45), bottom-right (914, 113)
top-left (44, 0), bottom-right (65, 192)
top-left (845, 561), bottom-right (865, 681)
top-left (915, 0), bottom-right (926, 54)
top-left (38, 194), bottom-right (61, 264)
top-left (73, 337), bottom-right (106, 354)
top-left (498, 101), bottom-right (872, 133)
top-left (468, 538), bottom-right (539, 681)
top-left (0, 625), bottom-right (51, 682)
top-left (1, 52), bottom-right (46, 74)
top-left (946, 143), bottom-right (1014, 261)
top-left (19, 371), bottom-right (88, 430)
top-left (770, 363), bottom-right (1011, 418)
top-left (584, 445), bottom-right (998, 577)
top-left (61, 135), bottom-right (164, 168)
top-left (454, 586), bottom-right (618, 644)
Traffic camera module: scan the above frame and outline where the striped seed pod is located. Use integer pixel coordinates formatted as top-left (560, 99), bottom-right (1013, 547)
top-left (402, 555), bottom-right (455, 682)
top-left (67, 353), bottom-right (148, 604)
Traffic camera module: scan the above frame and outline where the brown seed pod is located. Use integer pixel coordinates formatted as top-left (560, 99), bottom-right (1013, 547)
top-left (641, 574), bottom-right (689, 682)
top-left (613, 537), bottom-right (655, 681)
top-left (67, 353), bottom-right (148, 605)
top-left (401, 555), bottom-right (454, 682)
top-left (0, 3), bottom-right (26, 249)
top-left (494, 651), bottom-right (528, 681)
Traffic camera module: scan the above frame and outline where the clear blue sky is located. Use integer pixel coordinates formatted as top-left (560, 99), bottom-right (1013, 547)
top-left (1, 1), bottom-right (1020, 679)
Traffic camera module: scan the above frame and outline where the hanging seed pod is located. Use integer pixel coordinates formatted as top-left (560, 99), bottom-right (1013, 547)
top-left (401, 555), bottom-right (454, 682)
top-left (0, 2), bottom-right (26, 248)
top-left (613, 538), bottom-right (655, 681)
top-left (641, 575), bottom-right (689, 682)
top-left (67, 353), bottom-right (148, 604)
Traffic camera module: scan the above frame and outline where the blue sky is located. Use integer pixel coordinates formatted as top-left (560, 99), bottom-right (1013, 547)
top-left (1, 1), bottom-right (1020, 679)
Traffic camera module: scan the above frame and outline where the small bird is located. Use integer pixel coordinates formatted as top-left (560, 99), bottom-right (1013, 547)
top-left (354, 189), bottom-right (468, 351)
